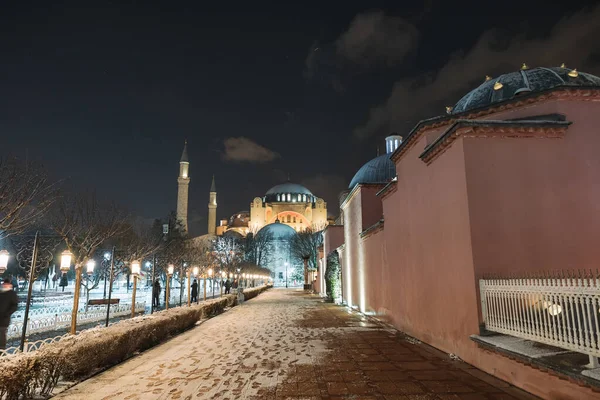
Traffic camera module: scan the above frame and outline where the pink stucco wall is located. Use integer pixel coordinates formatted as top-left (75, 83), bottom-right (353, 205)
top-left (337, 95), bottom-right (600, 399)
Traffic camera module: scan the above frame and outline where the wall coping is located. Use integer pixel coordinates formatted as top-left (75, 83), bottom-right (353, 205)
top-left (419, 119), bottom-right (571, 165)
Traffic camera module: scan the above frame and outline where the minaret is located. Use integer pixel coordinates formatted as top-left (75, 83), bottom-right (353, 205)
top-left (208, 175), bottom-right (217, 235)
top-left (177, 140), bottom-right (190, 234)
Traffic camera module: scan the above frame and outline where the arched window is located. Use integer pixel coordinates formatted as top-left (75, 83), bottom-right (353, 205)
top-left (287, 215), bottom-right (291, 223)
top-left (302, 194), bottom-right (306, 202)
top-left (287, 193), bottom-right (291, 201)
top-left (293, 216), bottom-right (296, 223)
top-left (277, 194), bottom-right (280, 201)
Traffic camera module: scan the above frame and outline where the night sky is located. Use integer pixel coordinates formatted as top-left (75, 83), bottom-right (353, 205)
top-left (2, 1), bottom-right (599, 236)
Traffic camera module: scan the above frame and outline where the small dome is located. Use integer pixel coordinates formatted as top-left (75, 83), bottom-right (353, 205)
top-left (256, 219), bottom-right (297, 240)
top-left (228, 211), bottom-right (249, 228)
top-left (349, 154), bottom-right (396, 189)
top-left (452, 66), bottom-right (600, 115)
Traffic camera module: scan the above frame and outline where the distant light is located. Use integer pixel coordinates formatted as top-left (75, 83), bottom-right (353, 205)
top-left (104, 252), bottom-right (111, 261)
top-left (145, 261), bottom-right (151, 268)
top-left (193, 266), bottom-right (199, 276)
top-left (167, 264), bottom-right (174, 275)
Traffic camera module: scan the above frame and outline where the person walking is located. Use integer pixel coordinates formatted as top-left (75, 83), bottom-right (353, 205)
top-left (224, 279), bottom-right (231, 294)
top-left (152, 279), bottom-right (161, 309)
top-left (0, 278), bottom-right (18, 350)
top-left (191, 279), bottom-right (198, 303)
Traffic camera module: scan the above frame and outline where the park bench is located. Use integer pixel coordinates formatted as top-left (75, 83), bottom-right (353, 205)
top-left (87, 298), bottom-right (120, 306)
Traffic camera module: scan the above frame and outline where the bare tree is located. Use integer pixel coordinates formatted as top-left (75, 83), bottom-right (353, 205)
top-left (212, 235), bottom-right (244, 275)
top-left (50, 192), bottom-right (129, 332)
top-left (290, 227), bottom-right (324, 286)
top-left (244, 230), bottom-right (273, 267)
top-left (80, 220), bottom-right (163, 306)
top-left (0, 157), bottom-right (59, 239)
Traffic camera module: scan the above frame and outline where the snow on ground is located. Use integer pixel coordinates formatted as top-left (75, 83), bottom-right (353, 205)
top-left (54, 288), bottom-right (333, 399)
top-left (55, 288), bottom-right (536, 400)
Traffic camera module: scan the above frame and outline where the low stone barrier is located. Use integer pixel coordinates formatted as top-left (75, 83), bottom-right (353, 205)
top-left (0, 285), bottom-right (271, 399)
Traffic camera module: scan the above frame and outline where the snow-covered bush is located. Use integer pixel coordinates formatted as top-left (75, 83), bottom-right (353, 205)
top-left (0, 295), bottom-right (238, 399)
top-left (243, 284), bottom-right (271, 301)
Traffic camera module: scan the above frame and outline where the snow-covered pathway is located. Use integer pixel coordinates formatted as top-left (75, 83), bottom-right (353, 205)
top-left (55, 288), bottom-right (535, 400)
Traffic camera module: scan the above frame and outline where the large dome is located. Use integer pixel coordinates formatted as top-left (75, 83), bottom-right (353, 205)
top-left (266, 182), bottom-right (312, 196)
top-left (256, 219), bottom-right (297, 240)
top-left (452, 66), bottom-right (600, 115)
top-left (349, 154), bottom-right (396, 189)
top-left (265, 182), bottom-right (315, 203)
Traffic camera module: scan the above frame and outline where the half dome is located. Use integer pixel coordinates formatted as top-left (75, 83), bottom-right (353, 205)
top-left (256, 219), bottom-right (297, 240)
top-left (452, 66), bottom-right (600, 115)
top-left (349, 154), bottom-right (396, 189)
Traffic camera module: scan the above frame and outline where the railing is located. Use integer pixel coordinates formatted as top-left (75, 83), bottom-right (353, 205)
top-left (6, 302), bottom-right (146, 339)
top-left (0, 333), bottom-right (70, 359)
top-left (479, 274), bottom-right (600, 367)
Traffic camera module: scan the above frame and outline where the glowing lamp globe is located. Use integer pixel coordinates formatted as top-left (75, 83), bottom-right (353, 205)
top-left (167, 264), bottom-right (174, 275)
top-left (60, 250), bottom-right (73, 273)
top-left (0, 250), bottom-right (9, 274)
top-left (221, 271), bottom-right (226, 278)
top-left (86, 259), bottom-right (96, 274)
top-left (207, 268), bottom-right (213, 277)
top-left (193, 266), bottom-right (199, 276)
top-left (131, 260), bottom-right (141, 276)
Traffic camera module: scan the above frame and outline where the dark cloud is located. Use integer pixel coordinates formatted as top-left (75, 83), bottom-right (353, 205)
top-left (335, 11), bottom-right (419, 67)
top-left (303, 11), bottom-right (418, 91)
top-left (300, 173), bottom-right (347, 215)
top-left (354, 5), bottom-right (600, 138)
top-left (222, 137), bottom-right (279, 163)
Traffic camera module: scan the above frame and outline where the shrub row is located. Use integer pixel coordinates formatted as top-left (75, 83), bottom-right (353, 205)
top-left (0, 285), bottom-right (270, 400)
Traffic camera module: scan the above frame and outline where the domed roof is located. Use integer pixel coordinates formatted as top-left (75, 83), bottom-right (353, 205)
top-left (349, 154), bottom-right (396, 189)
top-left (266, 182), bottom-right (312, 196)
top-left (452, 66), bottom-right (600, 115)
top-left (228, 211), bottom-right (249, 228)
top-left (256, 219), bottom-right (297, 240)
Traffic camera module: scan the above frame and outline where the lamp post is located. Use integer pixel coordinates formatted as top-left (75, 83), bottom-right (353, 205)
top-left (0, 250), bottom-right (9, 275)
top-left (180, 262), bottom-right (186, 307)
top-left (130, 260), bottom-right (140, 317)
top-left (105, 246), bottom-right (116, 327)
top-left (102, 252), bottom-right (111, 298)
top-left (150, 253), bottom-right (157, 314)
top-left (220, 271), bottom-right (226, 297)
top-left (285, 262), bottom-right (289, 288)
top-left (204, 267), bottom-right (209, 301)
top-left (166, 264), bottom-right (174, 310)
top-left (208, 268), bottom-right (214, 299)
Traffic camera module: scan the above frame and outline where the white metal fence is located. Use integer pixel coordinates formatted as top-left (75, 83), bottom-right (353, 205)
top-left (6, 302), bottom-right (146, 339)
top-left (479, 275), bottom-right (600, 366)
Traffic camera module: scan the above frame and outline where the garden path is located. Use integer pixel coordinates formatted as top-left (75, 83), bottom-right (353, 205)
top-left (55, 288), bottom-right (537, 399)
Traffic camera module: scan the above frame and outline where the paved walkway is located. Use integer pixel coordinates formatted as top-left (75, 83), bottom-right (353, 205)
top-left (55, 289), bottom-right (537, 400)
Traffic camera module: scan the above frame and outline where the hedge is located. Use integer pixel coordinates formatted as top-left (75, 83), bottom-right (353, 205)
top-left (0, 285), bottom-right (271, 400)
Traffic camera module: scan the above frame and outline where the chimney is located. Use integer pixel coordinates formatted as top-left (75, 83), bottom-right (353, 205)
top-left (385, 134), bottom-right (403, 154)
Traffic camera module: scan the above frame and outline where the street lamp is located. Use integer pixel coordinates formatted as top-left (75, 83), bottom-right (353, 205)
top-left (86, 259), bottom-right (96, 275)
top-left (166, 264), bottom-right (174, 310)
top-left (60, 250), bottom-right (73, 274)
top-left (285, 262), bottom-right (289, 288)
top-left (0, 250), bottom-right (9, 275)
top-left (220, 271), bottom-right (226, 297)
top-left (130, 260), bottom-right (140, 317)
